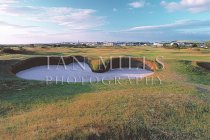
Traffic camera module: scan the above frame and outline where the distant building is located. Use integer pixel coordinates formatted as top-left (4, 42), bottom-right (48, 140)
top-left (170, 42), bottom-right (179, 46)
top-left (153, 42), bottom-right (164, 47)
top-left (116, 42), bottom-right (126, 46)
top-left (103, 42), bottom-right (114, 46)
top-left (197, 43), bottom-right (206, 48)
top-left (174, 41), bottom-right (194, 47)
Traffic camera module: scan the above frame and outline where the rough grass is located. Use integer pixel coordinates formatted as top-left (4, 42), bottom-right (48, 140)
top-left (0, 83), bottom-right (209, 140)
top-left (0, 47), bottom-right (210, 140)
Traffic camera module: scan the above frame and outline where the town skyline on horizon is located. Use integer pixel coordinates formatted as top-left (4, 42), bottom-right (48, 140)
top-left (0, 39), bottom-right (208, 45)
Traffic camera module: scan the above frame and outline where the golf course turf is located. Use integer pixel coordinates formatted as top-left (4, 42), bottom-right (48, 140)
top-left (0, 46), bottom-right (210, 140)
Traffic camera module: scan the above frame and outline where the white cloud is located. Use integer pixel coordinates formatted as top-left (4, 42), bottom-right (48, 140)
top-left (0, 0), bottom-right (19, 4)
top-left (0, 20), bottom-right (41, 40)
top-left (0, 3), bottom-right (106, 44)
top-left (129, 1), bottom-right (145, 8)
top-left (0, 5), bottom-right (105, 30)
top-left (127, 20), bottom-right (210, 31)
top-left (0, 20), bottom-right (37, 28)
top-left (161, 0), bottom-right (210, 13)
top-left (113, 19), bottom-right (210, 42)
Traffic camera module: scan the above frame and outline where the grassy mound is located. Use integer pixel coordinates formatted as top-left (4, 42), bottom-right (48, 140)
top-left (0, 82), bottom-right (209, 140)
top-left (1, 48), bottom-right (33, 55)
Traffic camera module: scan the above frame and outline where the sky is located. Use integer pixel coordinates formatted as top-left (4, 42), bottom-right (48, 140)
top-left (0, 0), bottom-right (209, 44)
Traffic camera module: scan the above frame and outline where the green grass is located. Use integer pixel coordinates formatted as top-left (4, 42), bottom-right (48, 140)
top-left (0, 47), bottom-right (210, 140)
top-left (175, 60), bottom-right (210, 85)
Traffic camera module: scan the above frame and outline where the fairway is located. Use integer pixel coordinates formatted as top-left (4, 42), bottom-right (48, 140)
top-left (0, 46), bottom-right (210, 139)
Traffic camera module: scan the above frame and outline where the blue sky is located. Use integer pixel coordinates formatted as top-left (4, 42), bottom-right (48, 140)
top-left (0, 0), bottom-right (209, 44)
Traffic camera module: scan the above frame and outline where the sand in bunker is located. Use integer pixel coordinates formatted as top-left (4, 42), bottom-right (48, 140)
top-left (16, 62), bottom-right (154, 82)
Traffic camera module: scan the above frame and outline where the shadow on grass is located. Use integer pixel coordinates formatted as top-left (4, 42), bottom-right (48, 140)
top-left (0, 80), bottom-right (94, 116)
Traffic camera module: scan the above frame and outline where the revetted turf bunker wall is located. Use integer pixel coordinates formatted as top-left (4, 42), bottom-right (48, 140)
top-left (197, 62), bottom-right (210, 71)
top-left (11, 56), bottom-right (157, 74)
top-left (96, 57), bottom-right (157, 73)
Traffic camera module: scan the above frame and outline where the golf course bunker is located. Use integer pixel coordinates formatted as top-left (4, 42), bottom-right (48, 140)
top-left (12, 56), bottom-right (156, 83)
top-left (197, 62), bottom-right (210, 71)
